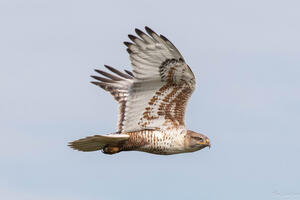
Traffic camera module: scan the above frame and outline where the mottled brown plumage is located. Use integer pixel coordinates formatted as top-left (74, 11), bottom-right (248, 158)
top-left (69, 27), bottom-right (210, 155)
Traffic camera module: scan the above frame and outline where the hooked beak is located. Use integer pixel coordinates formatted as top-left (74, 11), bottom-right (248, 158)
top-left (206, 138), bottom-right (211, 149)
top-left (197, 138), bottom-right (211, 148)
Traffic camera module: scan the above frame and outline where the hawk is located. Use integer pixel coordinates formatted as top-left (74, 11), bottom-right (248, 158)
top-left (69, 27), bottom-right (210, 155)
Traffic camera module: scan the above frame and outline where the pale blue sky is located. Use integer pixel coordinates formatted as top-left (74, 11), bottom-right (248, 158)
top-left (1, 0), bottom-right (300, 199)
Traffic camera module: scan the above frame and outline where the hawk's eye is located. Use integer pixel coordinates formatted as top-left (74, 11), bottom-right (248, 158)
top-left (192, 136), bottom-right (203, 142)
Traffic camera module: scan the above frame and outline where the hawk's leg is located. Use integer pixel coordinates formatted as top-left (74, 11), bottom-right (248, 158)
top-left (102, 146), bottom-right (121, 154)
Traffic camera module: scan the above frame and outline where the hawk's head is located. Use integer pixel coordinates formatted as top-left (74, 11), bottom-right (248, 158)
top-left (184, 130), bottom-right (210, 152)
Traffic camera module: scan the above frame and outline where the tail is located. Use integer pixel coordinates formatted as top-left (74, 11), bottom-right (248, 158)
top-left (68, 134), bottom-right (129, 152)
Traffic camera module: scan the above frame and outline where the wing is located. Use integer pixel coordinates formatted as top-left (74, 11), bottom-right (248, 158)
top-left (91, 65), bottom-right (133, 132)
top-left (92, 27), bottom-right (196, 133)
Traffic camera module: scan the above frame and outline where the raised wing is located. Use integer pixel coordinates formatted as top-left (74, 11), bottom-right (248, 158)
top-left (92, 27), bottom-right (196, 133)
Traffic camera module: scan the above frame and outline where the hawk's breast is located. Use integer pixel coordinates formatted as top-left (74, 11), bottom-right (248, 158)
top-left (123, 128), bottom-right (186, 155)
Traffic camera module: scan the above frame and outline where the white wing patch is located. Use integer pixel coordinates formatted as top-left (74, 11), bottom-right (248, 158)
top-left (92, 27), bottom-right (196, 134)
top-left (123, 60), bottom-right (195, 132)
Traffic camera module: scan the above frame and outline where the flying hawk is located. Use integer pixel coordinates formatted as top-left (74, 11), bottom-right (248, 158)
top-left (69, 27), bottom-right (210, 155)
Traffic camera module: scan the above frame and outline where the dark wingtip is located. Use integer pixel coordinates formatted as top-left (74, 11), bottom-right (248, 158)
top-left (94, 69), bottom-right (102, 74)
top-left (90, 81), bottom-right (105, 89)
top-left (128, 34), bottom-right (138, 42)
top-left (126, 48), bottom-right (132, 54)
top-left (145, 26), bottom-right (155, 35)
top-left (160, 34), bottom-right (169, 42)
top-left (124, 41), bottom-right (133, 47)
top-left (90, 81), bottom-right (99, 85)
top-left (90, 75), bottom-right (97, 79)
top-left (104, 65), bottom-right (133, 79)
top-left (124, 70), bottom-right (134, 77)
top-left (104, 64), bottom-right (112, 70)
top-left (91, 75), bottom-right (112, 82)
top-left (135, 28), bottom-right (145, 37)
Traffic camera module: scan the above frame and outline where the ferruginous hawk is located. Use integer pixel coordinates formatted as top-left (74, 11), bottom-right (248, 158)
top-left (69, 27), bottom-right (210, 155)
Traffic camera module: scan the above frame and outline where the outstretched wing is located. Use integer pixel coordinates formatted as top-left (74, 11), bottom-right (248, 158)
top-left (91, 65), bottom-right (133, 132)
top-left (92, 27), bottom-right (196, 133)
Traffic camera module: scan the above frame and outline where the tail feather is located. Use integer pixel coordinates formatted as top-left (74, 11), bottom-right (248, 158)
top-left (68, 134), bottom-right (129, 152)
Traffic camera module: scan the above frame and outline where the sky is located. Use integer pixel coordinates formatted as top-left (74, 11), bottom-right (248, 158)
top-left (1, 0), bottom-right (300, 199)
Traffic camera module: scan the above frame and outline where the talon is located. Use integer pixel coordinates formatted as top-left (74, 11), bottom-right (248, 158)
top-left (102, 146), bottom-right (120, 154)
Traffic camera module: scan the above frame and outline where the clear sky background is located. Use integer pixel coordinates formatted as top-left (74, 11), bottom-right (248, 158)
top-left (1, 0), bottom-right (300, 199)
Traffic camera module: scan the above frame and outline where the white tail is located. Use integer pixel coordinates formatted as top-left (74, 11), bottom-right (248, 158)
top-left (68, 134), bottom-right (129, 152)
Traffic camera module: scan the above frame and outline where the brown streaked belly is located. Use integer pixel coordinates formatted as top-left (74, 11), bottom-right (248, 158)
top-left (120, 130), bottom-right (184, 155)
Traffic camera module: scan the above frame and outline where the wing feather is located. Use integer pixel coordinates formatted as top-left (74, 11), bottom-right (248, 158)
top-left (122, 27), bottom-right (195, 132)
top-left (92, 27), bottom-right (196, 133)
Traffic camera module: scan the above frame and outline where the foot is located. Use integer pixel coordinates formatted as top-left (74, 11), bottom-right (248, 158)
top-left (102, 146), bottom-right (120, 154)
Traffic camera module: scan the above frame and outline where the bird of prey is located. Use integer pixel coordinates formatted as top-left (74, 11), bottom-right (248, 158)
top-left (69, 27), bottom-right (210, 155)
